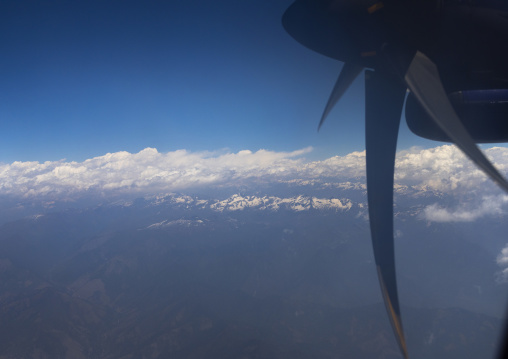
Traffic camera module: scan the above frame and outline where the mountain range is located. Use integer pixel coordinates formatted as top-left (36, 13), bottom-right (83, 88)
top-left (0, 187), bottom-right (506, 358)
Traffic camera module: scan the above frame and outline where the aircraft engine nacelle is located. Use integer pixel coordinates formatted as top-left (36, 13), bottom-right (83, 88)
top-left (405, 89), bottom-right (508, 143)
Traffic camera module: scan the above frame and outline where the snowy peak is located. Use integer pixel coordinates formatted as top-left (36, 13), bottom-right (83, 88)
top-left (149, 193), bottom-right (354, 212)
top-left (146, 219), bottom-right (205, 229)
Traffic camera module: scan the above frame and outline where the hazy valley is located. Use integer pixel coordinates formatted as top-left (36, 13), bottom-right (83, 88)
top-left (0, 186), bottom-right (506, 358)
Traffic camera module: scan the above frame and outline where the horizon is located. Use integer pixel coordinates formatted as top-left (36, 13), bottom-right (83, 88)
top-left (1, 144), bottom-right (507, 223)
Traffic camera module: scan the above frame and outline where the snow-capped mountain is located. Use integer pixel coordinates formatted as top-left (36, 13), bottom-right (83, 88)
top-left (145, 193), bottom-right (354, 212)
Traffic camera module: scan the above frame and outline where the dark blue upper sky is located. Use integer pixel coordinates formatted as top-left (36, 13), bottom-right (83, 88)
top-left (1, 0), bottom-right (440, 163)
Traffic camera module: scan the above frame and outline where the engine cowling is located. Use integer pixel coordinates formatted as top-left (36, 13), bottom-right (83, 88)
top-left (405, 89), bottom-right (508, 143)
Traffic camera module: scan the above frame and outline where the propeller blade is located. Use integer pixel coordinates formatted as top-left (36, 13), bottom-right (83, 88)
top-left (365, 69), bottom-right (409, 359)
top-left (404, 51), bottom-right (508, 193)
top-left (318, 63), bottom-right (364, 131)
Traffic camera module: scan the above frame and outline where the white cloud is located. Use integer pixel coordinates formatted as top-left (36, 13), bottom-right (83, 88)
top-left (0, 147), bottom-right (313, 198)
top-left (0, 145), bottom-right (507, 201)
top-left (422, 196), bottom-right (508, 222)
top-left (395, 145), bottom-right (507, 192)
top-left (496, 244), bottom-right (508, 283)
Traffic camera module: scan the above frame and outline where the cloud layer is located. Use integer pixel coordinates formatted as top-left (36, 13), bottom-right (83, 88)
top-left (423, 196), bottom-right (508, 222)
top-left (496, 244), bottom-right (508, 283)
top-left (1, 145), bottom-right (507, 199)
top-left (0, 147), bottom-right (312, 197)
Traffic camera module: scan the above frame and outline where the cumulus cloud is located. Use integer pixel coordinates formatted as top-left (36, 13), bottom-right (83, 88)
top-left (0, 147), bottom-right (313, 197)
top-left (307, 145), bottom-right (508, 193)
top-left (496, 244), bottom-right (508, 283)
top-left (0, 144), bottom-right (507, 200)
top-left (301, 150), bottom-right (366, 179)
top-left (422, 195), bottom-right (508, 222)
top-left (395, 145), bottom-right (508, 192)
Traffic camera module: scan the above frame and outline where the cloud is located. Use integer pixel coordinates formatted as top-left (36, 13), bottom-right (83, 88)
top-left (0, 145), bottom-right (507, 200)
top-left (301, 150), bottom-right (366, 179)
top-left (0, 147), bottom-right (313, 198)
top-left (305, 145), bottom-right (508, 193)
top-left (395, 145), bottom-right (508, 192)
top-left (422, 196), bottom-right (508, 222)
top-left (496, 244), bottom-right (508, 283)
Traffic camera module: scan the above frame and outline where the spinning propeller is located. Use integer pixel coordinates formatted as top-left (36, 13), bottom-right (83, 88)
top-left (282, 1), bottom-right (508, 357)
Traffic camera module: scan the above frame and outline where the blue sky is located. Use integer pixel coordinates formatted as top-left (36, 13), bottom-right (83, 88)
top-left (0, 0), bottom-right (440, 163)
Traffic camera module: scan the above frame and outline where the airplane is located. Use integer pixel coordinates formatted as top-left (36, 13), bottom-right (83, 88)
top-left (281, 0), bottom-right (508, 358)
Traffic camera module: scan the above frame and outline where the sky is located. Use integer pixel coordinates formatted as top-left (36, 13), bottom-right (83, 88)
top-left (0, 0), bottom-right (443, 164)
